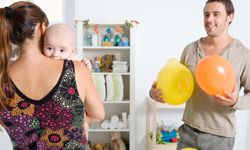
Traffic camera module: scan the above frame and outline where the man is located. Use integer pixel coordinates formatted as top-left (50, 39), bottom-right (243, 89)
top-left (150, 0), bottom-right (250, 149)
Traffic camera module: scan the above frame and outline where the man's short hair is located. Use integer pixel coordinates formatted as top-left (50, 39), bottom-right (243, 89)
top-left (206, 0), bottom-right (234, 15)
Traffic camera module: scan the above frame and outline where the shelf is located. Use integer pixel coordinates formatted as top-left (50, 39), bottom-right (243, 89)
top-left (75, 20), bottom-right (126, 26)
top-left (147, 135), bottom-right (177, 150)
top-left (76, 20), bottom-right (134, 150)
top-left (102, 101), bottom-right (130, 104)
top-left (82, 46), bottom-right (130, 50)
top-left (156, 143), bottom-right (177, 150)
top-left (91, 72), bottom-right (130, 75)
top-left (89, 128), bottom-right (130, 132)
top-left (148, 97), bottom-right (185, 109)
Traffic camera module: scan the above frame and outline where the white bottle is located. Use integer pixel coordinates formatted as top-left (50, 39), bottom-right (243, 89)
top-left (122, 112), bottom-right (128, 129)
top-left (97, 32), bottom-right (102, 46)
top-left (127, 114), bottom-right (130, 128)
top-left (91, 33), bottom-right (98, 46)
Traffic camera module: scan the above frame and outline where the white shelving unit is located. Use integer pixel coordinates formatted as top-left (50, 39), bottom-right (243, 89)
top-left (146, 97), bottom-right (185, 150)
top-left (75, 20), bottom-right (135, 150)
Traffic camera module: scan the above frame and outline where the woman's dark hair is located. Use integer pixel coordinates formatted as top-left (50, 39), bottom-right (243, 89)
top-left (0, 1), bottom-right (49, 111)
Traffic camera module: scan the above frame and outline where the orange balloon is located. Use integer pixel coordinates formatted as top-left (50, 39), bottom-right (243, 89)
top-left (195, 55), bottom-right (235, 96)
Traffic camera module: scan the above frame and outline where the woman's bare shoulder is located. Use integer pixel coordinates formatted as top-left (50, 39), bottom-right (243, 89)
top-left (73, 60), bottom-right (90, 76)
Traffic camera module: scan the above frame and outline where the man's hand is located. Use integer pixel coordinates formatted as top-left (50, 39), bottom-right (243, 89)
top-left (150, 81), bottom-right (164, 103)
top-left (214, 84), bottom-right (238, 107)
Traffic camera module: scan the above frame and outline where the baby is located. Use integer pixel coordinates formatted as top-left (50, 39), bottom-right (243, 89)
top-left (43, 23), bottom-right (92, 69)
top-left (43, 23), bottom-right (91, 138)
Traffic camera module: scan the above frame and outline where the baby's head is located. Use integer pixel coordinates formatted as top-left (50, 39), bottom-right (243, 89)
top-left (43, 23), bottom-right (76, 60)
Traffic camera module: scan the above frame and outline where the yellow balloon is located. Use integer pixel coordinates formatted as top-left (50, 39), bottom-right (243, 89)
top-left (182, 148), bottom-right (197, 150)
top-left (156, 58), bottom-right (194, 105)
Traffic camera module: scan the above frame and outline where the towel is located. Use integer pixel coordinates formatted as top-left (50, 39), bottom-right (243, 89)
top-left (106, 75), bottom-right (114, 101)
top-left (92, 74), bottom-right (106, 101)
top-left (112, 61), bottom-right (128, 65)
top-left (112, 75), bottom-right (123, 101)
top-left (112, 61), bottom-right (128, 73)
top-left (106, 75), bottom-right (124, 101)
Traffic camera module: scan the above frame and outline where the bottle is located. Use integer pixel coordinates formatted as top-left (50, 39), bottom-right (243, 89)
top-left (114, 34), bottom-right (122, 46)
top-left (97, 32), bottom-right (102, 46)
top-left (122, 112), bottom-right (128, 128)
top-left (85, 29), bottom-right (92, 46)
top-left (92, 33), bottom-right (98, 46)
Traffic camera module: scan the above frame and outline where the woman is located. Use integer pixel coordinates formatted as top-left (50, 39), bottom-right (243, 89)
top-left (0, 1), bottom-right (104, 149)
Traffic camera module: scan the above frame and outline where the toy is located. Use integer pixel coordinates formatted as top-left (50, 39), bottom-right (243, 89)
top-left (114, 26), bottom-right (123, 46)
top-left (111, 132), bottom-right (126, 150)
top-left (155, 128), bottom-right (167, 144)
top-left (157, 121), bottom-right (179, 143)
top-left (161, 130), bottom-right (177, 142)
top-left (95, 144), bottom-right (103, 150)
top-left (114, 34), bottom-right (122, 46)
top-left (182, 148), bottom-right (197, 150)
top-left (156, 58), bottom-right (194, 105)
top-left (102, 27), bottom-right (114, 46)
top-left (92, 56), bottom-right (102, 72)
top-left (92, 143), bottom-right (110, 150)
top-left (100, 54), bottom-right (116, 72)
top-left (103, 144), bottom-right (110, 150)
top-left (121, 37), bottom-right (129, 46)
top-left (195, 55), bottom-right (235, 96)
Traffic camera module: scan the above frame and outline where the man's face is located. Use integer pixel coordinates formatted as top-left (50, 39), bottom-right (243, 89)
top-left (203, 2), bottom-right (233, 37)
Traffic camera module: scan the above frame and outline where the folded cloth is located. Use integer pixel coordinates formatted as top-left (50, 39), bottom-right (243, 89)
top-left (112, 61), bottom-right (128, 65)
top-left (92, 74), bottom-right (106, 100)
top-left (112, 75), bottom-right (123, 101)
top-left (106, 75), bottom-right (124, 101)
top-left (112, 68), bottom-right (128, 73)
top-left (106, 75), bottom-right (114, 101)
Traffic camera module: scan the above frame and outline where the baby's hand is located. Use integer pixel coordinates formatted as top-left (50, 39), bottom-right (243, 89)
top-left (83, 112), bottom-right (90, 140)
top-left (81, 58), bottom-right (92, 71)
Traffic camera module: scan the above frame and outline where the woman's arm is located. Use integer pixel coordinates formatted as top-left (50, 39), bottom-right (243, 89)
top-left (74, 61), bottom-right (105, 122)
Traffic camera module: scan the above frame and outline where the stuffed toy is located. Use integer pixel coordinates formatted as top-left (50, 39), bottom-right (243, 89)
top-left (94, 144), bottom-right (103, 150)
top-left (92, 143), bottom-right (110, 150)
top-left (103, 144), bottom-right (110, 150)
top-left (100, 54), bottom-right (116, 72)
top-left (111, 132), bottom-right (126, 150)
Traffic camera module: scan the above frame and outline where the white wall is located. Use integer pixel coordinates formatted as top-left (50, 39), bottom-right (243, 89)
top-left (73, 0), bottom-right (250, 150)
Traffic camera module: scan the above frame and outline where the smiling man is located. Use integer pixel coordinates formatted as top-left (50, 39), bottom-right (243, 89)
top-left (149, 0), bottom-right (250, 149)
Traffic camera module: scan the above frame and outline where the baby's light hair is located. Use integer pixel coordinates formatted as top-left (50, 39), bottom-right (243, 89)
top-left (44, 23), bottom-right (76, 47)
